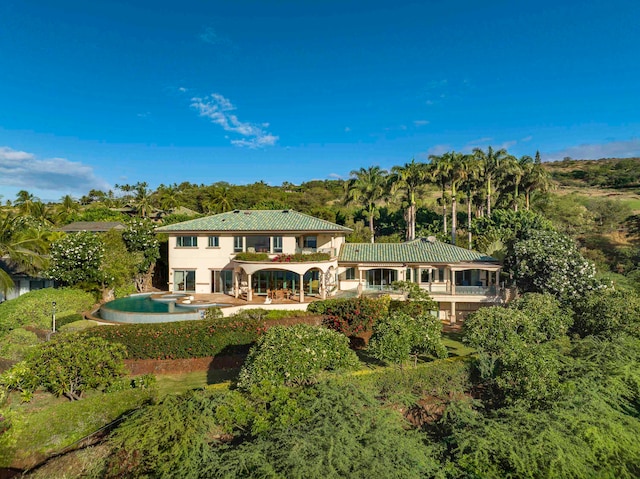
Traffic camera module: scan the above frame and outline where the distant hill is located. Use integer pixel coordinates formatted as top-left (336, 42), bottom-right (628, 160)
top-left (543, 157), bottom-right (640, 189)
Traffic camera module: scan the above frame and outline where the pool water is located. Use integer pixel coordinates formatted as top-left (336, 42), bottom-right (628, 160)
top-left (98, 293), bottom-right (228, 323)
top-left (103, 295), bottom-right (192, 313)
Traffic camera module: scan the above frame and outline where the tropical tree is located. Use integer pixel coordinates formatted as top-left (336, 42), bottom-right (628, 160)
top-left (55, 195), bottom-right (80, 224)
top-left (473, 146), bottom-right (510, 217)
top-left (521, 151), bottom-right (551, 210)
top-left (447, 152), bottom-right (469, 244)
top-left (346, 166), bottom-right (389, 243)
top-left (390, 159), bottom-right (430, 241)
top-left (0, 213), bottom-right (49, 294)
top-left (460, 154), bottom-right (482, 248)
top-left (429, 153), bottom-right (453, 235)
top-left (14, 190), bottom-right (38, 216)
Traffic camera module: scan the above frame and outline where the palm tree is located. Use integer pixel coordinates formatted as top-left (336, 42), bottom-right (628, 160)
top-left (521, 151), bottom-right (551, 210)
top-left (473, 146), bottom-right (510, 217)
top-left (206, 186), bottom-right (235, 214)
top-left (55, 195), bottom-right (80, 224)
top-left (459, 154), bottom-right (482, 248)
top-left (390, 159), bottom-right (430, 241)
top-left (0, 213), bottom-right (49, 294)
top-left (429, 153), bottom-right (454, 236)
top-left (346, 166), bottom-right (389, 243)
top-left (14, 190), bottom-right (38, 216)
top-left (447, 152), bottom-right (469, 245)
top-left (132, 182), bottom-right (153, 218)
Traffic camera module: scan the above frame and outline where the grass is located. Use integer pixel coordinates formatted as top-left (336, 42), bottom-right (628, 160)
top-left (442, 330), bottom-right (475, 357)
top-left (0, 388), bottom-right (155, 470)
top-left (155, 368), bottom-right (239, 396)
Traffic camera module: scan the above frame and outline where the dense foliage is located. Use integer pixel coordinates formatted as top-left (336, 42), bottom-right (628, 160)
top-left (308, 296), bottom-right (390, 336)
top-left (368, 311), bottom-right (447, 365)
top-left (505, 229), bottom-right (604, 302)
top-left (82, 314), bottom-right (265, 360)
top-left (107, 381), bottom-right (440, 479)
top-left (1, 336), bottom-right (126, 401)
top-left (46, 231), bottom-right (105, 286)
top-left (237, 324), bottom-right (360, 388)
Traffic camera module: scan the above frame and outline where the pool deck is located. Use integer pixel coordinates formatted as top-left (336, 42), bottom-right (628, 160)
top-left (180, 292), bottom-right (317, 307)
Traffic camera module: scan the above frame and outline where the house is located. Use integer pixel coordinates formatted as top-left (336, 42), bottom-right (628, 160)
top-left (56, 221), bottom-right (125, 233)
top-left (0, 258), bottom-right (55, 302)
top-left (156, 209), bottom-right (503, 322)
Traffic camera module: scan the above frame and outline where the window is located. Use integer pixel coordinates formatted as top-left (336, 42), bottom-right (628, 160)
top-left (303, 236), bottom-right (317, 249)
top-left (246, 235), bottom-right (270, 253)
top-left (272, 236), bottom-right (283, 253)
top-left (208, 236), bottom-right (219, 247)
top-left (438, 268), bottom-right (446, 282)
top-left (177, 236), bottom-right (197, 247)
top-left (234, 236), bottom-right (244, 252)
top-left (345, 267), bottom-right (355, 280)
top-left (421, 268), bottom-right (430, 283)
top-left (174, 270), bottom-right (196, 292)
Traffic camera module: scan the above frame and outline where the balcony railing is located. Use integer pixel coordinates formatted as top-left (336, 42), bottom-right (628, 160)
top-left (295, 247), bottom-right (336, 257)
top-left (455, 285), bottom-right (497, 295)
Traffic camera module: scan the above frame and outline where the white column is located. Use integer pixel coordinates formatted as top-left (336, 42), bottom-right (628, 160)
top-left (234, 272), bottom-right (239, 299)
top-left (450, 302), bottom-right (456, 324)
top-left (247, 273), bottom-right (253, 301)
top-left (299, 273), bottom-right (305, 303)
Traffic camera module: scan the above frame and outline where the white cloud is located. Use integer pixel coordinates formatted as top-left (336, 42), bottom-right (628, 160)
top-left (544, 138), bottom-right (640, 161)
top-left (426, 144), bottom-right (451, 157)
top-left (521, 135), bottom-right (533, 142)
top-left (413, 120), bottom-right (429, 127)
top-left (178, 87), bottom-right (188, 93)
top-left (328, 173), bottom-right (344, 179)
top-left (190, 93), bottom-right (279, 148)
top-left (344, 127), bottom-right (351, 132)
top-left (0, 147), bottom-right (111, 194)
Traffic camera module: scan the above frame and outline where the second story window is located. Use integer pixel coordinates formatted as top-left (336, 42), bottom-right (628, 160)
top-left (234, 236), bottom-right (244, 252)
top-left (208, 236), bottom-right (219, 247)
top-left (177, 236), bottom-right (197, 247)
top-left (303, 236), bottom-right (317, 249)
top-left (273, 236), bottom-right (283, 253)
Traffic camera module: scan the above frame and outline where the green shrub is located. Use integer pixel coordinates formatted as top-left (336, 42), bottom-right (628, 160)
top-left (0, 328), bottom-right (39, 361)
top-left (1, 336), bottom-right (127, 401)
top-left (81, 316), bottom-right (266, 360)
top-left (508, 292), bottom-right (572, 342)
top-left (571, 288), bottom-right (640, 339)
top-left (237, 324), bottom-right (360, 389)
top-left (308, 296), bottom-right (389, 336)
top-left (368, 311), bottom-right (447, 366)
top-left (234, 252), bottom-right (269, 261)
top-left (0, 288), bottom-right (95, 333)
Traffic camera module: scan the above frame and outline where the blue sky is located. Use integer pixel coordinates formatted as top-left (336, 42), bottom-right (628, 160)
top-left (1, 0), bottom-right (639, 201)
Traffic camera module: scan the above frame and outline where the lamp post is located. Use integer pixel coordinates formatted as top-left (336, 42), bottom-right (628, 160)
top-left (52, 301), bottom-right (57, 333)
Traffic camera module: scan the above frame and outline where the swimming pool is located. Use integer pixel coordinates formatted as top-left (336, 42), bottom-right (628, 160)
top-left (97, 293), bottom-right (230, 323)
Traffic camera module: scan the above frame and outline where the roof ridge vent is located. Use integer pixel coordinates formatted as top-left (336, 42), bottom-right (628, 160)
top-left (426, 236), bottom-right (437, 243)
top-left (233, 210), bottom-right (240, 213)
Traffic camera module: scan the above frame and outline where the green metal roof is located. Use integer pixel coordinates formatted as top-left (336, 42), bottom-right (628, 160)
top-left (155, 210), bottom-right (353, 233)
top-left (339, 238), bottom-right (498, 264)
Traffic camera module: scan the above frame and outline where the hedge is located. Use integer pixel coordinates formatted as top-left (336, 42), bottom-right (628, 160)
top-left (308, 296), bottom-right (390, 336)
top-left (81, 316), bottom-right (267, 360)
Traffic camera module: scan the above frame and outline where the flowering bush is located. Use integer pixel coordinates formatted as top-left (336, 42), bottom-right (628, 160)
top-left (122, 218), bottom-right (160, 273)
top-left (46, 231), bottom-right (105, 286)
top-left (504, 229), bottom-right (605, 303)
top-left (237, 324), bottom-right (360, 389)
top-left (309, 296), bottom-right (389, 336)
top-left (271, 253), bottom-right (331, 262)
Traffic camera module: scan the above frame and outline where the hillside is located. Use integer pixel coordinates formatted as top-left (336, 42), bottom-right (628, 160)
top-left (543, 157), bottom-right (640, 189)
